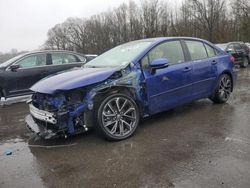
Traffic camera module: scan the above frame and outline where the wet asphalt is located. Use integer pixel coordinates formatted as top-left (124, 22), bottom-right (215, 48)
top-left (1, 68), bottom-right (250, 188)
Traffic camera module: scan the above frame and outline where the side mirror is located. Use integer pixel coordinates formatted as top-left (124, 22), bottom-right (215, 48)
top-left (149, 58), bottom-right (169, 74)
top-left (9, 64), bottom-right (20, 71)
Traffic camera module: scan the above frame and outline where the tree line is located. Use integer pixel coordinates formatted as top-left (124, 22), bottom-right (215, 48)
top-left (44, 0), bottom-right (250, 55)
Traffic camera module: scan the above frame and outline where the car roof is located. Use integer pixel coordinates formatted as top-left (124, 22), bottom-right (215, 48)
top-left (222, 41), bottom-right (245, 45)
top-left (230, 41), bottom-right (244, 43)
top-left (135, 36), bottom-right (211, 43)
top-left (20, 50), bottom-right (87, 57)
top-left (215, 43), bottom-right (228, 45)
top-left (0, 50), bottom-right (89, 68)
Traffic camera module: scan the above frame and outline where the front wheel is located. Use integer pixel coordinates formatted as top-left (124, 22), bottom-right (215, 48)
top-left (97, 93), bottom-right (140, 141)
top-left (210, 74), bottom-right (232, 104)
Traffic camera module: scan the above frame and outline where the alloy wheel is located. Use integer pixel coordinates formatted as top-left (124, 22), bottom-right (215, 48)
top-left (101, 96), bottom-right (137, 137)
top-left (218, 75), bottom-right (232, 101)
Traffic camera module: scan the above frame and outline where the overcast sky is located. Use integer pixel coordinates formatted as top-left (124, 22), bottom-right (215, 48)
top-left (0, 0), bottom-right (181, 53)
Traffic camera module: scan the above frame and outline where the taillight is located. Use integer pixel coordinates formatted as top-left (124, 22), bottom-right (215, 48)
top-left (230, 55), bottom-right (235, 63)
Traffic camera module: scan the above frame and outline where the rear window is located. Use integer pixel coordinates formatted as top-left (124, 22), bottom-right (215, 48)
top-left (51, 53), bottom-right (78, 65)
top-left (215, 48), bottom-right (223, 55)
top-left (185, 40), bottom-right (207, 60)
top-left (204, 44), bottom-right (216, 57)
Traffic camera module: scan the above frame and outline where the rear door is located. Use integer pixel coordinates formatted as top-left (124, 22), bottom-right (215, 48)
top-left (142, 40), bottom-right (193, 114)
top-left (226, 44), bottom-right (240, 63)
top-left (44, 52), bottom-right (86, 77)
top-left (234, 43), bottom-right (245, 63)
top-left (184, 40), bottom-right (217, 98)
top-left (4, 53), bottom-right (48, 97)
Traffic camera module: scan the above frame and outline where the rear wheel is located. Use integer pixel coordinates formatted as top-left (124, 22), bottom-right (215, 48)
top-left (0, 88), bottom-right (3, 100)
top-left (241, 57), bottom-right (248, 68)
top-left (210, 74), bottom-right (232, 104)
top-left (96, 93), bottom-right (139, 141)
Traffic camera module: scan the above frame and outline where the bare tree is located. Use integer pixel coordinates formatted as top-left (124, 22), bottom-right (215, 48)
top-left (183, 0), bottom-right (227, 42)
top-left (231, 0), bottom-right (250, 41)
top-left (43, 0), bottom-right (249, 55)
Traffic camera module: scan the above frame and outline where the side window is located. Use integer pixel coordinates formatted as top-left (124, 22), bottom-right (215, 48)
top-left (204, 43), bottom-right (216, 57)
top-left (241, 44), bottom-right (249, 52)
top-left (16, 54), bottom-right (46, 68)
top-left (215, 48), bottom-right (222, 55)
top-left (227, 44), bottom-right (235, 52)
top-left (185, 40), bottom-right (208, 60)
top-left (141, 40), bottom-right (185, 69)
top-left (234, 44), bottom-right (242, 51)
top-left (51, 53), bottom-right (78, 65)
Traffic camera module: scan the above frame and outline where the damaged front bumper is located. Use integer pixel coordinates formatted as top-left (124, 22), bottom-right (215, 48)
top-left (29, 104), bottom-right (57, 124)
top-left (26, 114), bottom-right (59, 139)
top-left (26, 102), bottom-right (89, 139)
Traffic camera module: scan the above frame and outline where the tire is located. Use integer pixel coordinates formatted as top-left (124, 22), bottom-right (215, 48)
top-left (241, 57), bottom-right (248, 68)
top-left (0, 88), bottom-right (3, 100)
top-left (96, 93), bottom-right (140, 141)
top-left (210, 74), bottom-right (232, 104)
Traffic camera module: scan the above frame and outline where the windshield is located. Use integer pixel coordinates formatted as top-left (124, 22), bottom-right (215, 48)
top-left (216, 43), bottom-right (228, 50)
top-left (0, 54), bottom-right (24, 68)
top-left (85, 41), bottom-right (153, 68)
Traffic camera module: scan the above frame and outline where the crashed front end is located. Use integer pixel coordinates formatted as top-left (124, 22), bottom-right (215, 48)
top-left (26, 90), bottom-right (90, 139)
top-left (25, 67), bottom-right (119, 139)
top-left (25, 65), bottom-right (147, 139)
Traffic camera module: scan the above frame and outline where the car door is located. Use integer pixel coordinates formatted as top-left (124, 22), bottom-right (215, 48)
top-left (226, 44), bottom-right (239, 63)
top-left (234, 43), bottom-right (245, 63)
top-left (184, 40), bottom-right (217, 99)
top-left (44, 52), bottom-right (85, 76)
top-left (142, 40), bottom-right (193, 114)
top-left (4, 53), bottom-right (48, 97)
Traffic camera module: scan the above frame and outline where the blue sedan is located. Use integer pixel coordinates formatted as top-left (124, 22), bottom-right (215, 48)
top-left (26, 37), bottom-right (237, 140)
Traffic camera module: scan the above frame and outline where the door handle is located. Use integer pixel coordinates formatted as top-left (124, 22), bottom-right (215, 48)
top-left (183, 67), bottom-right (192, 72)
top-left (211, 60), bottom-right (217, 65)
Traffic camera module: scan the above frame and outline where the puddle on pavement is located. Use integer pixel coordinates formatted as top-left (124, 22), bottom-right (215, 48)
top-left (0, 138), bottom-right (45, 188)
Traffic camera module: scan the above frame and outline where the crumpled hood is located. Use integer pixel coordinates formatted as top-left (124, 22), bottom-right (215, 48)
top-left (31, 67), bottom-right (117, 94)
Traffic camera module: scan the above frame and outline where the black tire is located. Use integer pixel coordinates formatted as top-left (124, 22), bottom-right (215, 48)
top-left (210, 74), bottom-right (232, 104)
top-left (96, 93), bottom-right (140, 141)
top-left (0, 88), bottom-right (3, 99)
top-left (241, 57), bottom-right (248, 68)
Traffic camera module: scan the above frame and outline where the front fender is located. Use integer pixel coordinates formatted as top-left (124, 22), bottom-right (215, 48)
top-left (84, 69), bottom-right (149, 117)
